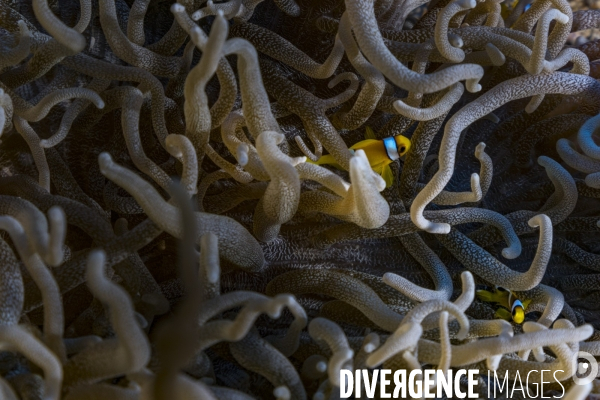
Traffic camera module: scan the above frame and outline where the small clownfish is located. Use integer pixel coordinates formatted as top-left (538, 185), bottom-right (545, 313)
top-left (307, 126), bottom-right (411, 188)
top-left (476, 287), bottom-right (531, 324)
top-left (500, 0), bottom-right (517, 19)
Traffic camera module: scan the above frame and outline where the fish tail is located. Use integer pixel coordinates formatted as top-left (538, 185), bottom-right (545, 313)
top-left (365, 126), bottom-right (376, 140)
top-left (494, 308), bottom-right (512, 321)
top-left (381, 164), bottom-right (394, 188)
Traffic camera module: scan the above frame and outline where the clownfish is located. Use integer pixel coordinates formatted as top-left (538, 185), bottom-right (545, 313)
top-left (500, 0), bottom-right (517, 19)
top-left (476, 287), bottom-right (531, 324)
top-left (307, 126), bottom-right (411, 188)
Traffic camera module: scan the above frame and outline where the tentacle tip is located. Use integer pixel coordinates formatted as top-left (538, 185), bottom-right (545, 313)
top-left (467, 82), bottom-right (482, 93)
top-left (526, 219), bottom-right (539, 229)
top-left (292, 156), bottom-right (307, 166)
top-left (171, 3), bottom-right (186, 13)
top-left (98, 152), bottom-right (113, 171)
top-left (382, 272), bottom-right (394, 282)
top-left (448, 34), bottom-right (464, 49)
top-left (501, 246), bottom-right (521, 260)
top-left (72, 37), bottom-right (86, 53)
top-left (556, 13), bottom-right (570, 24)
top-left (533, 349), bottom-right (546, 362)
top-left (585, 174), bottom-right (600, 188)
top-left (527, 214), bottom-right (548, 228)
top-left (273, 386), bottom-right (291, 400)
top-left (287, 6), bottom-right (301, 17)
top-left (486, 356), bottom-right (501, 371)
top-left (460, 270), bottom-right (474, 285)
top-left (425, 222), bottom-right (451, 234)
top-left (236, 143), bottom-right (249, 165)
top-left (17, 20), bottom-right (29, 35)
top-left (470, 173), bottom-right (482, 197)
top-left (345, 348), bottom-right (355, 361)
top-left (48, 205), bottom-right (64, 220)
top-left (363, 343), bottom-right (377, 353)
top-left (88, 248), bottom-right (107, 265)
top-left (537, 155), bottom-right (549, 166)
top-left (352, 149), bottom-right (369, 165)
top-left (365, 357), bottom-right (378, 369)
top-left (392, 99), bottom-right (410, 114)
top-left (272, 131), bottom-right (285, 144)
top-left (315, 361), bottom-right (327, 372)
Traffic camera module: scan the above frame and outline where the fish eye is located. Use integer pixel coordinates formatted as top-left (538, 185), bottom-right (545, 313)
top-left (400, 146), bottom-right (406, 153)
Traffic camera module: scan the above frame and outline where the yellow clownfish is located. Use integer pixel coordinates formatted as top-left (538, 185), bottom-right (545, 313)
top-left (500, 0), bottom-right (518, 18)
top-left (476, 287), bottom-right (531, 324)
top-left (308, 126), bottom-right (411, 188)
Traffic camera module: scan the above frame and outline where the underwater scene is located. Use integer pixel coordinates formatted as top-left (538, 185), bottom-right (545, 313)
top-left (0, 0), bottom-right (599, 398)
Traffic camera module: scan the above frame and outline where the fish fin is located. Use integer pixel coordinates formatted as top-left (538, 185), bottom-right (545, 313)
top-left (372, 163), bottom-right (388, 174)
top-left (381, 164), bottom-right (394, 188)
top-left (494, 308), bottom-right (512, 321)
top-left (522, 299), bottom-right (532, 309)
top-left (350, 139), bottom-right (382, 150)
top-left (306, 154), bottom-right (344, 170)
top-left (365, 126), bottom-right (376, 140)
top-left (312, 154), bottom-right (337, 165)
top-left (476, 289), bottom-right (499, 304)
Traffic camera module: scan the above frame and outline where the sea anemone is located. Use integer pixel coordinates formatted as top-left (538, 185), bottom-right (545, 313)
top-left (0, 0), bottom-right (598, 398)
